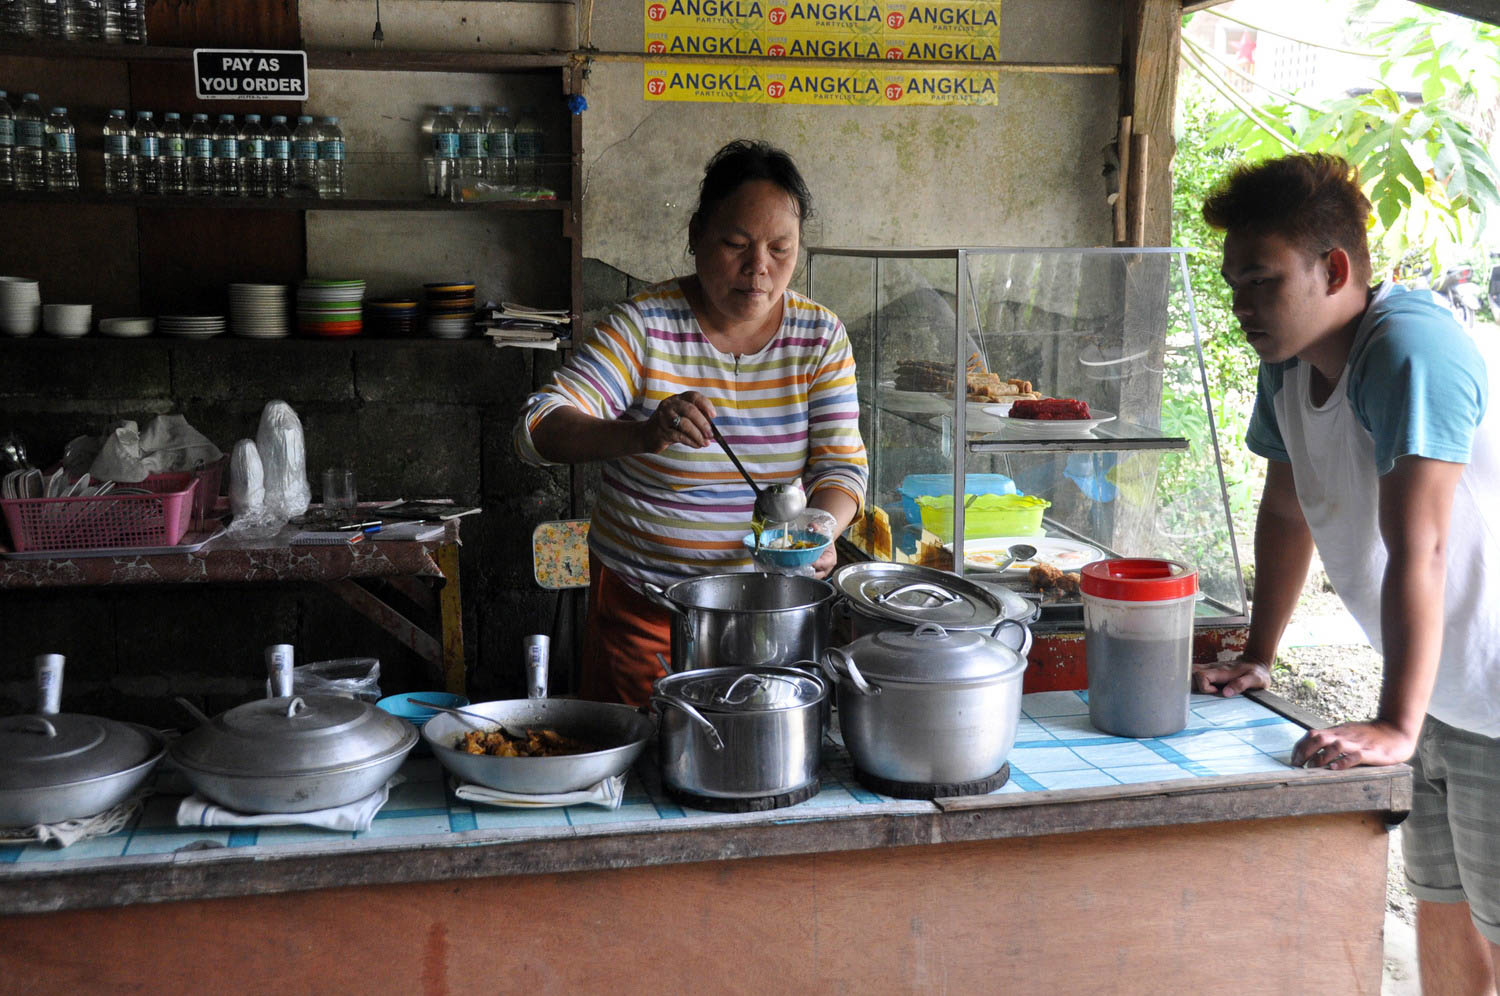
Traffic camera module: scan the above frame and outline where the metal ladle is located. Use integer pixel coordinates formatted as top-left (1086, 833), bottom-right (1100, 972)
top-left (707, 419), bottom-right (806, 524)
top-left (994, 542), bottom-right (1039, 572)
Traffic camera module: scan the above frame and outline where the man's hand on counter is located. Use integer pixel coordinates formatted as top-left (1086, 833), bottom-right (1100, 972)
top-left (1191, 657), bottom-right (1271, 698)
top-left (1291, 719), bottom-right (1416, 769)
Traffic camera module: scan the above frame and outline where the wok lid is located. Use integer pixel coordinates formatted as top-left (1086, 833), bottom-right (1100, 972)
top-left (832, 562), bottom-right (1034, 630)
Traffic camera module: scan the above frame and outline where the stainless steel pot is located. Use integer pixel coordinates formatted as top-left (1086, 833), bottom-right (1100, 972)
top-left (831, 561), bottom-right (1036, 656)
top-left (643, 572), bottom-right (835, 674)
top-left (0, 654), bottom-right (165, 826)
top-left (824, 623), bottom-right (1025, 785)
top-left (651, 666), bottom-right (825, 799)
top-left (170, 647), bottom-right (416, 814)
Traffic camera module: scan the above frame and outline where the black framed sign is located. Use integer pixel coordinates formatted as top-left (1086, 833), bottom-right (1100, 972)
top-left (193, 49), bottom-right (309, 100)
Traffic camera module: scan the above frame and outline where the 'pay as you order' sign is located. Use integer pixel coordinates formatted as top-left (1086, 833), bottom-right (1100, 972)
top-left (193, 49), bottom-right (309, 100)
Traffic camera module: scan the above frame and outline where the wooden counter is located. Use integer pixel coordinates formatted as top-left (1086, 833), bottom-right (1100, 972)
top-left (0, 691), bottom-right (1408, 993)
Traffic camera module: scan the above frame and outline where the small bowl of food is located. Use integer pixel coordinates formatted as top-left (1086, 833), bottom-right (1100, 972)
top-left (742, 528), bottom-right (832, 569)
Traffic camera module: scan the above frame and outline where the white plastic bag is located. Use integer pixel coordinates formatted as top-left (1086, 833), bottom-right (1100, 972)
top-left (226, 438), bottom-right (274, 533)
top-left (255, 400), bottom-right (310, 520)
top-left (137, 414), bottom-right (222, 473)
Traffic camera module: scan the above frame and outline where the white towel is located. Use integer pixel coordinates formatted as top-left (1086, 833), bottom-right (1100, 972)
top-left (175, 777), bottom-right (400, 831)
top-left (452, 773), bottom-right (626, 810)
top-left (0, 795), bottom-right (145, 848)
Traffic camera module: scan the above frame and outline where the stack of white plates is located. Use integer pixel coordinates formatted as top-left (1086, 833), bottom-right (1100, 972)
top-left (0, 277), bottom-right (41, 338)
top-left (426, 314), bottom-right (474, 339)
top-left (159, 315), bottom-right (227, 338)
top-left (229, 283), bottom-right (290, 338)
top-left (99, 317), bottom-right (155, 338)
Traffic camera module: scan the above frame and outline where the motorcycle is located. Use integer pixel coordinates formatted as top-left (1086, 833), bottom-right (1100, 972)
top-left (1432, 263), bottom-right (1483, 328)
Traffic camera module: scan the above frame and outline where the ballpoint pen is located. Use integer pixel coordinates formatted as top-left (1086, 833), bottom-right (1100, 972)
top-left (336, 520), bottom-right (384, 531)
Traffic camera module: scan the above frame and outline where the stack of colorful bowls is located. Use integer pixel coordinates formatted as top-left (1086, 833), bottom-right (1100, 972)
top-left (297, 278), bottom-right (365, 337)
top-left (366, 298), bottom-right (420, 337)
top-left (423, 281), bottom-right (475, 340)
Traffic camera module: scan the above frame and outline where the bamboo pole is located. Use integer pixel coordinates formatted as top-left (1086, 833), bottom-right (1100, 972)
top-left (1113, 114), bottom-right (1132, 245)
top-left (1128, 132), bottom-right (1149, 247)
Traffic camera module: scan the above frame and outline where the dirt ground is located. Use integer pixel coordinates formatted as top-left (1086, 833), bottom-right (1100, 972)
top-left (1263, 558), bottom-right (1416, 926)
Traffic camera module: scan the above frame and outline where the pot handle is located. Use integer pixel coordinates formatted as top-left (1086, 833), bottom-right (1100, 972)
top-left (641, 582), bottom-right (684, 619)
top-left (989, 618), bottom-right (1034, 660)
top-left (175, 696), bottom-right (214, 728)
top-left (822, 646), bottom-right (879, 697)
top-left (649, 694), bottom-right (725, 751)
top-left (2, 715), bottom-right (58, 738)
top-left (874, 582), bottom-right (961, 607)
top-left (284, 696), bottom-right (309, 719)
top-left (655, 651), bottom-right (677, 677)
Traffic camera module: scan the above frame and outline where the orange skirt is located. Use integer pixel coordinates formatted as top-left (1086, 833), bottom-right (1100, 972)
top-left (578, 560), bottom-right (671, 707)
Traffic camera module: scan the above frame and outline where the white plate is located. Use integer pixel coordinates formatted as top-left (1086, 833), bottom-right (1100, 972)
top-left (959, 535), bottom-right (1105, 574)
top-left (996, 409), bottom-right (1117, 437)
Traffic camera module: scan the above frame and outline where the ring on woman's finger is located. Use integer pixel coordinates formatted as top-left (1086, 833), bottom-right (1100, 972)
top-left (670, 414), bottom-right (682, 429)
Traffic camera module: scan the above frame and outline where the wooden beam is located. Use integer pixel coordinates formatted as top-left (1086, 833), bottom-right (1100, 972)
top-left (1419, 0), bottom-right (1500, 26)
top-left (1123, 0), bottom-right (1183, 247)
top-left (1182, 0), bottom-right (1235, 13)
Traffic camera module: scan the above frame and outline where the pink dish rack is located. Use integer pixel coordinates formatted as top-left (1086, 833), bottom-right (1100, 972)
top-left (1, 475), bottom-right (200, 553)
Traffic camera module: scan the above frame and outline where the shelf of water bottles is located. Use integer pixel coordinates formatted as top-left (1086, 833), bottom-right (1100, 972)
top-left (0, 91), bottom-right (76, 193)
top-left (425, 104), bottom-right (556, 203)
top-left (1, 0), bottom-right (147, 45)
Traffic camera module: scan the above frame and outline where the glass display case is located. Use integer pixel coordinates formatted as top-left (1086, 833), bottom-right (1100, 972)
top-left (806, 246), bottom-right (1247, 627)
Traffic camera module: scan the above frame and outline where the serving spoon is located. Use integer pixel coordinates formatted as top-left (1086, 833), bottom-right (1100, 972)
top-left (409, 699), bottom-right (529, 740)
top-left (706, 419), bottom-right (806, 523)
top-left (993, 542), bottom-right (1038, 572)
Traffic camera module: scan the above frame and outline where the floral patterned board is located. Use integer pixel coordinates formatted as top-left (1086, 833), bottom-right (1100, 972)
top-left (532, 519), bottom-right (591, 590)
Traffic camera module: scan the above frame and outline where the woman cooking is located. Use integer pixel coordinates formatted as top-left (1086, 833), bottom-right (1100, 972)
top-left (514, 139), bottom-right (868, 706)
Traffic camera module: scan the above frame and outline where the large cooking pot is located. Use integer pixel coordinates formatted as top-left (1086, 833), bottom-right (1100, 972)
top-left (642, 572), bottom-right (835, 674)
top-left (830, 561), bottom-right (1036, 656)
top-left (651, 666), bottom-right (825, 800)
top-left (423, 643), bottom-right (653, 794)
top-left (0, 654), bottom-right (165, 826)
top-left (170, 647), bottom-right (416, 814)
top-left (824, 623), bottom-right (1025, 785)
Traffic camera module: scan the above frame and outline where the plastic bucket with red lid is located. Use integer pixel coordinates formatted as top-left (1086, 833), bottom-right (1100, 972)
top-left (1079, 559), bottom-right (1198, 738)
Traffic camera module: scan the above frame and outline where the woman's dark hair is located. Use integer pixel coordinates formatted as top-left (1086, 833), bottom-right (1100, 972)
top-left (1202, 153), bottom-right (1373, 284)
top-left (690, 139), bottom-right (813, 242)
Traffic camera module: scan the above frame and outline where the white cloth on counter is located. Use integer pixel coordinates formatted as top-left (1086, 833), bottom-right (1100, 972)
top-left (174, 777), bottom-right (400, 832)
top-left (0, 795), bottom-right (145, 848)
top-left (452, 773), bottom-right (626, 810)
top-left (68, 414), bottom-right (223, 483)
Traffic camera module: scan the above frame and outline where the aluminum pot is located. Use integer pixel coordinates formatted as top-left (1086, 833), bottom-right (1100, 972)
top-left (0, 654), bottom-right (165, 826)
top-left (824, 623), bottom-right (1025, 785)
top-left (170, 647), bottom-right (416, 814)
top-left (651, 666), bottom-right (825, 799)
top-left (830, 561), bottom-right (1036, 657)
top-left (643, 572), bottom-right (835, 674)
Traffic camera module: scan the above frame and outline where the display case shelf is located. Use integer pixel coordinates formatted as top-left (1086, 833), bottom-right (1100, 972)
top-left (0, 190), bottom-right (569, 212)
top-left (808, 245), bottom-right (1248, 626)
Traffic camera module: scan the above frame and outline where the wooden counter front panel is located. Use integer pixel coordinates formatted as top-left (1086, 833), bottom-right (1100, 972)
top-left (3, 812), bottom-right (1387, 994)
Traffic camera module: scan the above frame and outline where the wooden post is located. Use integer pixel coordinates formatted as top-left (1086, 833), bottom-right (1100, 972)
top-left (1120, 0), bottom-right (1181, 247)
top-left (1129, 132), bottom-right (1149, 247)
top-left (1113, 114), bottom-right (1133, 245)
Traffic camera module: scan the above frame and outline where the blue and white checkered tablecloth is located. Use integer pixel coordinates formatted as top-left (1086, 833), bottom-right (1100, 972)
top-left (0, 692), bottom-right (1306, 865)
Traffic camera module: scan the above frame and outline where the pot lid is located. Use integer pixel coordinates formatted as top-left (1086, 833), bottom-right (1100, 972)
top-left (838, 623), bottom-right (1025, 683)
top-left (832, 562), bottom-right (1030, 630)
top-left (170, 693), bottom-right (415, 777)
top-left (655, 666), bottom-right (825, 712)
top-left (0, 712), bottom-right (163, 790)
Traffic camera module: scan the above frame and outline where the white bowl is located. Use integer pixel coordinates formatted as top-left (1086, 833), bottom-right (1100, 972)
top-left (42, 303), bottom-right (92, 337)
top-left (99, 317), bottom-right (155, 338)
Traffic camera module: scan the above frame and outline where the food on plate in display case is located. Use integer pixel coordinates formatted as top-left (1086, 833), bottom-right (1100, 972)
top-left (893, 360), bottom-right (1042, 401)
top-left (1009, 397), bottom-right (1092, 420)
top-left (461, 728), bottom-right (597, 758)
top-left (1029, 563), bottom-right (1082, 597)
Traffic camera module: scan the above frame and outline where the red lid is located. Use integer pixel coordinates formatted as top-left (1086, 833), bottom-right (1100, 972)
top-left (1080, 558), bottom-right (1198, 601)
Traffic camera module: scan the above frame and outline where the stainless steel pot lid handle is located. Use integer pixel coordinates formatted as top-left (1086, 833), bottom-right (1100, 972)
top-left (912, 623), bottom-right (951, 639)
top-left (873, 582), bottom-right (962, 607)
top-left (2, 715), bottom-right (59, 738)
top-left (715, 672), bottom-right (771, 706)
top-left (649, 694), bottom-right (725, 751)
top-left (283, 696), bottom-right (308, 719)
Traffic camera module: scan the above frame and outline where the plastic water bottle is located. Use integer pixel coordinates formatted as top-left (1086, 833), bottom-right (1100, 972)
top-left (14, 92), bottom-right (43, 192)
top-left (213, 112), bottom-right (241, 196)
top-left (186, 112), bottom-right (213, 196)
top-left (44, 106), bottom-right (77, 191)
top-left (486, 105), bottom-right (515, 184)
top-left (133, 110), bottom-right (159, 194)
top-left (241, 112), bottom-right (267, 197)
top-left (119, 0), bottom-right (141, 41)
top-left (97, 0), bottom-right (118, 41)
top-left (41, 0), bottom-right (75, 39)
top-left (0, 92), bottom-right (13, 191)
top-left (68, 0), bottom-right (95, 38)
top-left (429, 105), bottom-right (458, 199)
top-left (514, 106), bottom-right (542, 187)
top-left (266, 114), bottom-right (291, 196)
top-left (290, 114), bottom-right (319, 197)
top-left (103, 108), bottom-right (134, 194)
top-left (317, 115), bottom-right (345, 198)
top-left (160, 111), bottom-right (186, 195)
top-left (458, 105), bottom-right (486, 182)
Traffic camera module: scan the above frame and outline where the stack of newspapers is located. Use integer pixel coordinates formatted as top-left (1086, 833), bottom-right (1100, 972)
top-left (480, 303), bottom-right (573, 350)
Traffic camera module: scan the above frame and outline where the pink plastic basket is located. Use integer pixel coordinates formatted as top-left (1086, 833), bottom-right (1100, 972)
top-left (1, 475), bottom-right (199, 552)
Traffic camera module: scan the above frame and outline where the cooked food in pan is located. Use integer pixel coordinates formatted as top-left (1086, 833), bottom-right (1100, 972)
top-left (1029, 562), bottom-right (1082, 597)
top-left (460, 728), bottom-right (598, 758)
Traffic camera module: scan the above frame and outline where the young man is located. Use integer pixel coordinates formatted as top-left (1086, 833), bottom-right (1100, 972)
top-left (1192, 153), bottom-right (1500, 993)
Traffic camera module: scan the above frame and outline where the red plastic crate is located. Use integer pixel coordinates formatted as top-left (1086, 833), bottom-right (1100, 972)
top-left (1, 475), bottom-right (199, 552)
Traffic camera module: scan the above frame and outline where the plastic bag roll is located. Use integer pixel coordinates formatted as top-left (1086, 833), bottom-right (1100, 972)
top-left (255, 400), bottom-right (311, 519)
